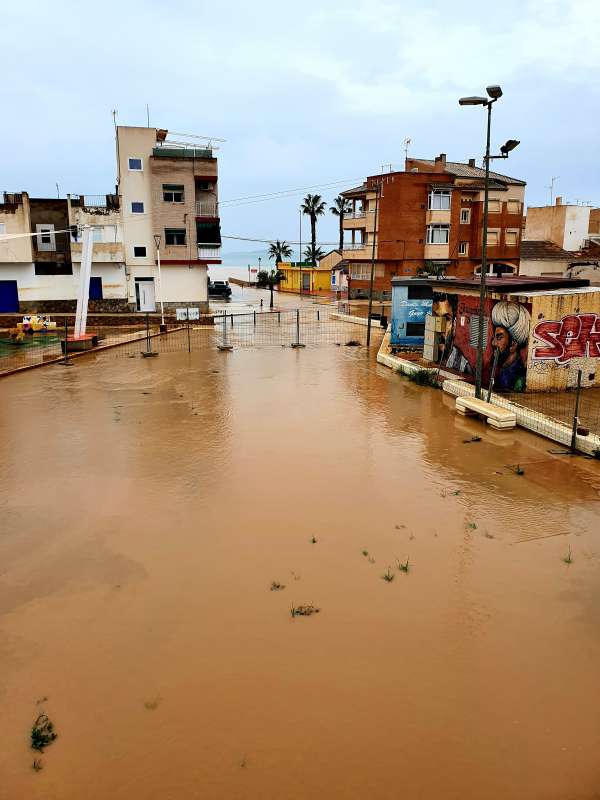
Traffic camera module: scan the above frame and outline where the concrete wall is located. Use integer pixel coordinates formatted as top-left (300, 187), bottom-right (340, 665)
top-left (525, 204), bottom-right (590, 250)
top-left (0, 195), bottom-right (33, 263)
top-left (527, 289), bottom-right (600, 390)
top-left (117, 126), bottom-right (156, 269)
top-left (161, 265), bottom-right (208, 304)
top-left (519, 258), bottom-right (571, 277)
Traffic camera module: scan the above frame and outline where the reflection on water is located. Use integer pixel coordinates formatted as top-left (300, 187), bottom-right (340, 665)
top-left (1, 344), bottom-right (600, 800)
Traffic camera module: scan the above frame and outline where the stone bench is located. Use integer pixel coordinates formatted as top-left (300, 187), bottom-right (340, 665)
top-left (455, 396), bottom-right (517, 430)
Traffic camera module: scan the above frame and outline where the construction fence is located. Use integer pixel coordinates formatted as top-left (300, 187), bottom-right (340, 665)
top-left (0, 307), bottom-right (378, 376)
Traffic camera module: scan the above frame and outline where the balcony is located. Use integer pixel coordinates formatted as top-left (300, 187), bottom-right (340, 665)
top-left (195, 201), bottom-right (219, 217)
top-left (198, 244), bottom-right (221, 260)
top-left (347, 210), bottom-right (366, 219)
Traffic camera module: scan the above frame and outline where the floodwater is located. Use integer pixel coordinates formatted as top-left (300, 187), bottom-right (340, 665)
top-left (2, 338), bottom-right (600, 800)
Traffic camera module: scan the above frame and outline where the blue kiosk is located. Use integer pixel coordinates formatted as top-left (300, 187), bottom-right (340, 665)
top-left (390, 278), bottom-right (435, 346)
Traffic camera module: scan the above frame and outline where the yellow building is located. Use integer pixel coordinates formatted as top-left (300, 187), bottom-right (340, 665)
top-left (277, 262), bottom-right (332, 294)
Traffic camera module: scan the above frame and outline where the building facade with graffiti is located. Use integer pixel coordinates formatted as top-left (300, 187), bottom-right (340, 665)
top-left (391, 276), bottom-right (600, 392)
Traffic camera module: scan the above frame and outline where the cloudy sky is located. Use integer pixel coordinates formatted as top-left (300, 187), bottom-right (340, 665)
top-left (1, 0), bottom-right (598, 254)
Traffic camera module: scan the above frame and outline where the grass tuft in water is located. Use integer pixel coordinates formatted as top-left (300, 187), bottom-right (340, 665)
top-left (368, 556), bottom-right (376, 564)
top-left (311, 536), bottom-right (318, 544)
top-left (144, 697), bottom-right (161, 711)
top-left (362, 549), bottom-right (369, 557)
top-left (31, 714), bottom-right (57, 752)
top-left (563, 546), bottom-right (573, 565)
top-left (467, 522), bottom-right (478, 530)
top-left (270, 581), bottom-right (286, 591)
top-left (515, 464), bottom-right (525, 475)
top-left (382, 567), bottom-right (395, 582)
top-left (397, 558), bottom-right (410, 573)
top-left (406, 368), bottom-right (439, 388)
top-left (32, 759), bottom-right (43, 772)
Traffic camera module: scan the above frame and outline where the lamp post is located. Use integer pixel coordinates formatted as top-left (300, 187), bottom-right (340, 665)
top-left (153, 234), bottom-right (165, 329)
top-left (366, 182), bottom-right (381, 348)
top-left (458, 85), bottom-right (519, 398)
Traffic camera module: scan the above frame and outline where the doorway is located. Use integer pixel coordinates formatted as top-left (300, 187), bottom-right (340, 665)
top-left (302, 273), bottom-right (311, 291)
top-left (135, 279), bottom-right (156, 312)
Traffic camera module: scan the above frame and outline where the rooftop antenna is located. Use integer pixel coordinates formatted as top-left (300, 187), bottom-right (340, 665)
top-left (56, 182), bottom-right (60, 198)
top-left (146, 104), bottom-right (150, 128)
top-left (111, 109), bottom-right (117, 129)
top-left (404, 137), bottom-right (412, 162)
top-left (548, 175), bottom-right (559, 205)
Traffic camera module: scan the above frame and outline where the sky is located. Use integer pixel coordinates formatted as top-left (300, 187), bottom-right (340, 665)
top-left (1, 0), bottom-right (599, 256)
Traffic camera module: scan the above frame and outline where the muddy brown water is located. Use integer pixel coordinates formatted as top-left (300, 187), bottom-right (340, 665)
top-left (2, 340), bottom-right (600, 800)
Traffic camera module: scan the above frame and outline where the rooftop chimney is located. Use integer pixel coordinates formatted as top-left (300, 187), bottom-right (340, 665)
top-left (433, 153), bottom-right (447, 173)
top-left (556, 196), bottom-right (562, 206)
top-left (468, 158), bottom-right (476, 167)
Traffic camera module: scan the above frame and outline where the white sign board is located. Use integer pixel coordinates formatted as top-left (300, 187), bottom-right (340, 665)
top-left (176, 307), bottom-right (200, 321)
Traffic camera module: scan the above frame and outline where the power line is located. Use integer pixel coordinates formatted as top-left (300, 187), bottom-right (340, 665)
top-left (219, 178), bottom-right (363, 207)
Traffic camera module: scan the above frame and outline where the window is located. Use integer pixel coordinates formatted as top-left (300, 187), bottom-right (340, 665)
top-left (349, 263), bottom-right (384, 279)
top-left (0, 223), bottom-right (5, 235)
top-left (34, 261), bottom-right (72, 275)
top-left (487, 230), bottom-right (499, 246)
top-left (460, 208), bottom-right (471, 224)
top-left (163, 184), bottom-right (185, 202)
top-left (36, 224), bottom-right (56, 251)
top-left (406, 322), bottom-right (425, 337)
top-left (507, 200), bottom-right (521, 214)
top-left (128, 157), bottom-right (143, 171)
top-left (428, 190), bottom-right (451, 210)
top-left (505, 230), bottom-right (519, 246)
top-left (133, 246), bottom-right (147, 257)
top-left (331, 274), bottom-right (336, 285)
top-left (92, 227), bottom-right (103, 243)
top-left (488, 199), bottom-right (501, 213)
top-left (196, 181), bottom-right (213, 191)
top-left (458, 241), bottom-right (468, 256)
top-left (131, 202), bottom-right (144, 214)
top-left (426, 224), bottom-right (450, 244)
top-left (165, 228), bottom-right (186, 246)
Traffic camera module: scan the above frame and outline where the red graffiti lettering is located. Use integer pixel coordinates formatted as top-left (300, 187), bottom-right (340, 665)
top-left (533, 313), bottom-right (600, 364)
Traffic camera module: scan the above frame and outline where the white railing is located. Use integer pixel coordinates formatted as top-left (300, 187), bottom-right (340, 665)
top-left (343, 242), bottom-right (369, 251)
top-left (198, 244), bottom-right (221, 259)
top-left (347, 210), bottom-right (366, 219)
top-left (195, 201), bottom-right (218, 216)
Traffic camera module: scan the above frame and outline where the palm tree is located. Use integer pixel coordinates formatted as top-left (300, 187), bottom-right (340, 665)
top-left (301, 194), bottom-right (326, 265)
top-left (303, 245), bottom-right (324, 265)
top-left (267, 240), bottom-right (292, 267)
top-left (256, 268), bottom-right (286, 309)
top-left (330, 195), bottom-right (351, 251)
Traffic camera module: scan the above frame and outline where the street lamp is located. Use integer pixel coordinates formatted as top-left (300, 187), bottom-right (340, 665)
top-left (458, 84), bottom-right (519, 398)
top-left (153, 234), bottom-right (166, 329)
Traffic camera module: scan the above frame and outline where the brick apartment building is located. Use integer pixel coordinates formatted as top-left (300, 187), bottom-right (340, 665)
top-left (340, 154), bottom-right (526, 300)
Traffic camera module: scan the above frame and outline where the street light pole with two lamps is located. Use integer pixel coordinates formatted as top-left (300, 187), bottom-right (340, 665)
top-left (458, 85), bottom-right (519, 399)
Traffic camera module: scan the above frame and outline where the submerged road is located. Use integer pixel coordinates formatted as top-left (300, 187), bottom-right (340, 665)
top-left (1, 339), bottom-right (600, 799)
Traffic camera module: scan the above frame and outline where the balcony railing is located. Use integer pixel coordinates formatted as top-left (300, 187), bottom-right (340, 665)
top-left (346, 210), bottom-right (366, 219)
top-left (195, 201), bottom-right (218, 216)
top-left (343, 242), bottom-right (369, 251)
top-left (198, 244), bottom-right (221, 259)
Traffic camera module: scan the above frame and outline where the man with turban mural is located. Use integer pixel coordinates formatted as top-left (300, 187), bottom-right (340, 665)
top-left (491, 301), bottom-right (531, 392)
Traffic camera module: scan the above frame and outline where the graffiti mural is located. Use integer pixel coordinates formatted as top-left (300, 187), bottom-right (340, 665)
top-left (432, 293), bottom-right (532, 392)
top-left (532, 314), bottom-right (600, 365)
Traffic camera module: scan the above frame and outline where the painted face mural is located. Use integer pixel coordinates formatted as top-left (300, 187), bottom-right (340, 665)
top-left (490, 301), bottom-right (531, 392)
top-left (431, 294), bottom-right (531, 392)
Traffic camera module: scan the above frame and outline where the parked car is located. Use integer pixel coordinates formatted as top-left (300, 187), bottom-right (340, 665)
top-left (208, 279), bottom-right (232, 299)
